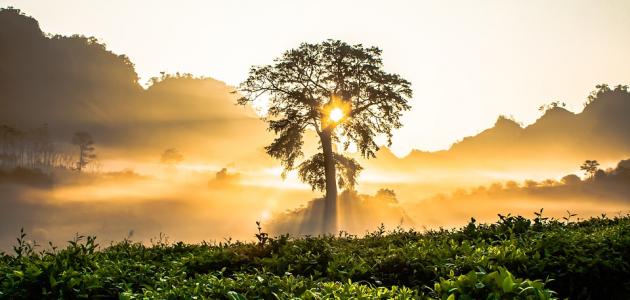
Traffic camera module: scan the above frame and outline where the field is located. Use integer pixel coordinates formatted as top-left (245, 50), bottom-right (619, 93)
top-left (1, 212), bottom-right (629, 299)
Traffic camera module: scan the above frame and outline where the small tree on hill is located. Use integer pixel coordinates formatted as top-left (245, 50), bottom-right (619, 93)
top-left (71, 131), bottom-right (96, 172)
top-left (580, 160), bottom-right (600, 179)
top-left (160, 148), bottom-right (184, 165)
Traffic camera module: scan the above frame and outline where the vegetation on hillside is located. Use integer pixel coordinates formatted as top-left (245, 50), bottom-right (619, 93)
top-left (2, 212), bottom-right (629, 299)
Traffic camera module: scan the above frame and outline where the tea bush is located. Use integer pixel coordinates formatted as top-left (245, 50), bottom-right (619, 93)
top-left (1, 212), bottom-right (629, 299)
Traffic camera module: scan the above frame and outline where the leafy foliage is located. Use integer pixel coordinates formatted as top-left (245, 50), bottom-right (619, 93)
top-left (160, 148), bottom-right (184, 165)
top-left (2, 213), bottom-right (630, 299)
top-left (434, 267), bottom-right (555, 300)
top-left (237, 39), bottom-right (412, 187)
top-left (71, 131), bottom-right (96, 172)
top-left (297, 153), bottom-right (363, 191)
top-left (580, 160), bottom-right (600, 178)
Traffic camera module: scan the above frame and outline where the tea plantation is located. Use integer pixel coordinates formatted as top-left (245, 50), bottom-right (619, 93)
top-left (1, 212), bottom-right (629, 299)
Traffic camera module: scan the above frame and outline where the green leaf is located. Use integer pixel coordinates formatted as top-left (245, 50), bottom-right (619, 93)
top-left (502, 276), bottom-right (514, 293)
top-left (227, 291), bottom-right (247, 300)
top-left (49, 275), bottom-right (57, 287)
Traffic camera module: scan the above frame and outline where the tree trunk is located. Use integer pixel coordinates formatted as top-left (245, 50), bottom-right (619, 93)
top-left (78, 146), bottom-right (84, 172)
top-left (320, 130), bottom-right (337, 234)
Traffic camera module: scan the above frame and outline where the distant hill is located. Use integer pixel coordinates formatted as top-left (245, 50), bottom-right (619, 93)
top-left (0, 8), bottom-right (141, 128)
top-left (368, 84), bottom-right (630, 173)
top-left (2, 7), bottom-right (629, 174)
top-left (405, 157), bottom-right (630, 229)
top-left (0, 8), bottom-right (268, 163)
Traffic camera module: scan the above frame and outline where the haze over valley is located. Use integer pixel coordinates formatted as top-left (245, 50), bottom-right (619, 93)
top-left (1, 4), bottom-right (630, 251)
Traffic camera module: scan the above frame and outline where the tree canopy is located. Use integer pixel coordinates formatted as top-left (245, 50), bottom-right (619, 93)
top-left (238, 39), bottom-right (412, 189)
top-left (71, 131), bottom-right (96, 172)
top-left (238, 40), bottom-right (412, 232)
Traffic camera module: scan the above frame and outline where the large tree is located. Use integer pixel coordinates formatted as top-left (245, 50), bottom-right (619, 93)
top-left (238, 40), bottom-right (412, 233)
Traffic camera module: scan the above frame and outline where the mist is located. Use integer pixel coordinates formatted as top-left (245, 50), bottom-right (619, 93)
top-left (0, 167), bottom-right (316, 252)
top-left (2, 8), bottom-right (630, 252)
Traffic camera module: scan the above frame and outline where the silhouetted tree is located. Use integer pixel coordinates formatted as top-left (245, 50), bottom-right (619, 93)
top-left (375, 188), bottom-right (397, 204)
top-left (524, 180), bottom-right (539, 189)
top-left (585, 84), bottom-right (612, 107)
top-left (561, 174), bottom-right (581, 185)
top-left (538, 101), bottom-right (566, 112)
top-left (160, 148), bottom-right (184, 165)
top-left (238, 40), bottom-right (412, 233)
top-left (0, 125), bottom-right (23, 169)
top-left (580, 160), bottom-right (600, 179)
top-left (489, 182), bottom-right (504, 193)
top-left (618, 159), bottom-right (630, 170)
top-left (71, 131), bottom-right (96, 172)
top-left (505, 180), bottom-right (519, 190)
top-left (0, 124), bottom-right (71, 170)
top-left (594, 169), bottom-right (608, 180)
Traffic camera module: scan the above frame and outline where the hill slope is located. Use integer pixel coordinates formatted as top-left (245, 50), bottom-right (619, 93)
top-left (370, 85), bottom-right (630, 173)
top-left (0, 8), bottom-right (268, 162)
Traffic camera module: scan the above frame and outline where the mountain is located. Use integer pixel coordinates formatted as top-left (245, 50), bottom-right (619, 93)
top-left (2, 7), bottom-right (629, 175)
top-left (368, 85), bottom-right (630, 174)
top-left (405, 157), bottom-right (630, 229)
top-left (0, 8), bottom-right (268, 163)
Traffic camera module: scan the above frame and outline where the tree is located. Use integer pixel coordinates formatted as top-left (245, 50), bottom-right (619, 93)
top-left (160, 148), bottom-right (184, 165)
top-left (238, 40), bottom-right (412, 233)
top-left (71, 131), bottom-right (96, 172)
top-left (580, 160), bottom-right (600, 179)
top-left (538, 101), bottom-right (566, 112)
top-left (561, 174), bottom-right (581, 185)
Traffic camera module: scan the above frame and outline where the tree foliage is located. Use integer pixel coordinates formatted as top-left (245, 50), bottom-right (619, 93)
top-left (160, 148), bottom-right (184, 165)
top-left (237, 40), bottom-right (412, 191)
top-left (71, 131), bottom-right (96, 172)
top-left (580, 160), bottom-right (599, 178)
top-left (584, 84), bottom-right (629, 106)
top-left (297, 153), bottom-right (363, 191)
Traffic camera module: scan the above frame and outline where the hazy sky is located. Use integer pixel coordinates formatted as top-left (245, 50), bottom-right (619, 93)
top-left (2, 0), bottom-right (630, 155)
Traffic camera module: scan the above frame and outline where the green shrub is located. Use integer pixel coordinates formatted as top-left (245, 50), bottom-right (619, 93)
top-left (2, 213), bottom-right (629, 299)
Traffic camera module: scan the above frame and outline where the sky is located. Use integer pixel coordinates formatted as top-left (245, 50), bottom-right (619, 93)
top-left (2, 0), bottom-right (630, 156)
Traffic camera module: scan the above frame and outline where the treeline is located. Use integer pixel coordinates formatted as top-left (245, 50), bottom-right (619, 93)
top-left (0, 124), bottom-right (96, 172)
top-left (431, 158), bottom-right (630, 202)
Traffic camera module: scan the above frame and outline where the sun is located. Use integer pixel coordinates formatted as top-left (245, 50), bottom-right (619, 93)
top-left (322, 95), bottom-right (351, 125)
top-left (260, 209), bottom-right (271, 221)
top-left (329, 107), bottom-right (344, 122)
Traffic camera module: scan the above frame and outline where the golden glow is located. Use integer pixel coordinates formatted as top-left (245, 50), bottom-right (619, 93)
top-left (6, 1), bottom-right (630, 155)
top-left (322, 95), bottom-right (351, 127)
top-left (260, 210), bottom-right (271, 221)
top-left (329, 107), bottom-right (344, 122)
top-left (3, 1), bottom-right (630, 248)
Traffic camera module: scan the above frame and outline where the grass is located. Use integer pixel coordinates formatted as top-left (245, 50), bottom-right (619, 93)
top-left (1, 211), bottom-right (629, 299)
